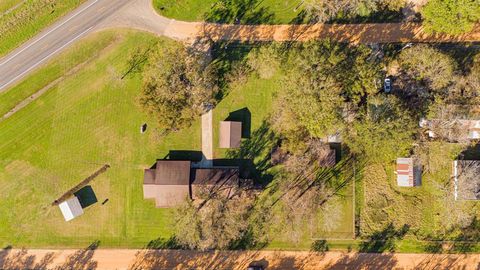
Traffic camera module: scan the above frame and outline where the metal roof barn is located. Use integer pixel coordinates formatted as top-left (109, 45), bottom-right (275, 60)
top-left (59, 196), bottom-right (84, 221)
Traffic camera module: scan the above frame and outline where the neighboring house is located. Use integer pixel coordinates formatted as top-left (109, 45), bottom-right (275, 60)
top-left (143, 160), bottom-right (241, 208)
top-left (420, 118), bottom-right (480, 141)
top-left (59, 196), bottom-right (84, 221)
top-left (453, 160), bottom-right (480, 201)
top-left (219, 121), bottom-right (242, 148)
top-left (395, 158), bottom-right (421, 187)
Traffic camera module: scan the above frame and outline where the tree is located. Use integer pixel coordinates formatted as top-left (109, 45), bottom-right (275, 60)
top-left (464, 53), bottom-right (480, 99)
top-left (271, 41), bottom-right (347, 151)
top-left (424, 101), bottom-right (471, 143)
top-left (421, 0), bottom-right (480, 35)
top-left (398, 45), bottom-right (456, 92)
top-left (272, 75), bottom-right (344, 152)
top-left (457, 161), bottom-right (480, 200)
top-left (342, 46), bottom-right (383, 104)
top-left (173, 185), bottom-right (254, 250)
top-left (140, 43), bottom-right (218, 132)
top-left (344, 95), bottom-right (417, 163)
top-left (271, 40), bottom-right (381, 152)
top-left (273, 140), bottom-right (344, 244)
top-left (302, 0), bottom-right (405, 22)
top-left (247, 45), bottom-right (280, 79)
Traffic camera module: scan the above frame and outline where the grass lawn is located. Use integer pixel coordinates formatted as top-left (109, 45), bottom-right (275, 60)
top-left (0, 32), bottom-right (119, 118)
top-left (0, 30), bottom-right (202, 248)
top-left (359, 141), bottom-right (480, 252)
top-left (0, 0), bottom-right (86, 57)
top-left (153, 0), bottom-right (303, 24)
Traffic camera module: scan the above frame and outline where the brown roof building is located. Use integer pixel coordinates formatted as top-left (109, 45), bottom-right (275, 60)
top-left (219, 121), bottom-right (242, 148)
top-left (143, 160), bottom-right (241, 208)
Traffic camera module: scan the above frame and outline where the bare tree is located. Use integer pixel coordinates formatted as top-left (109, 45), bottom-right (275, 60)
top-left (423, 103), bottom-right (470, 143)
top-left (431, 179), bottom-right (474, 232)
top-left (457, 161), bottom-right (480, 201)
top-left (273, 140), bottom-right (342, 244)
top-left (173, 185), bottom-right (254, 250)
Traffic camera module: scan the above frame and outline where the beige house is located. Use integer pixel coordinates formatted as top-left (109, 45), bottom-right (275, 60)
top-left (219, 121), bottom-right (242, 148)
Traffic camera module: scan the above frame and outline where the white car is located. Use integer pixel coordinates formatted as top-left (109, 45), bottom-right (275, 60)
top-left (384, 78), bottom-right (392, 93)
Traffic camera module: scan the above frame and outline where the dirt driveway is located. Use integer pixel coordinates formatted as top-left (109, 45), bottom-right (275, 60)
top-left (100, 0), bottom-right (480, 43)
top-left (2, 248), bottom-right (480, 269)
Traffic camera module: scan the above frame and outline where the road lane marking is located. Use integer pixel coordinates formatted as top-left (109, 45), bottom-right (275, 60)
top-left (0, 27), bottom-right (93, 91)
top-left (0, 0), bottom-right (100, 66)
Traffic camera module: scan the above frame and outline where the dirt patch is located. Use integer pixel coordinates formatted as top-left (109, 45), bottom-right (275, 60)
top-left (3, 249), bottom-right (480, 270)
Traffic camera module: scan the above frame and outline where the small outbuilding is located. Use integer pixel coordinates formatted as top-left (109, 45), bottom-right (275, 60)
top-left (219, 121), bottom-right (242, 148)
top-left (395, 158), bottom-right (421, 187)
top-left (59, 196), bottom-right (84, 222)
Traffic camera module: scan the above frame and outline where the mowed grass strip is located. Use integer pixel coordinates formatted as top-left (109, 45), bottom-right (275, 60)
top-left (0, 30), bottom-right (202, 248)
top-left (0, 0), bottom-right (24, 14)
top-left (0, 31), bottom-right (119, 118)
top-left (153, 0), bottom-right (302, 24)
top-left (0, 0), bottom-right (86, 57)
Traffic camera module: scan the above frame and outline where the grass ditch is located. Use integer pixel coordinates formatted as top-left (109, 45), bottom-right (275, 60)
top-left (0, 0), bottom-right (86, 57)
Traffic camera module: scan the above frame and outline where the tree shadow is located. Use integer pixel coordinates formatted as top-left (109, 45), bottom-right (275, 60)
top-left (324, 252), bottom-right (399, 270)
top-left (0, 246), bottom-right (12, 266)
top-left (54, 241), bottom-right (100, 270)
top-left (328, 8), bottom-right (404, 24)
top-left (145, 236), bottom-right (183, 249)
top-left (210, 41), bottom-right (263, 100)
top-left (0, 247), bottom-right (56, 270)
top-left (228, 228), bottom-right (269, 250)
top-left (225, 107), bottom-right (251, 138)
top-left (226, 120), bottom-right (278, 186)
top-left (311, 240), bottom-right (329, 252)
top-left (457, 143), bottom-right (480, 161)
top-left (74, 185), bottom-right (98, 209)
top-left (204, 0), bottom-right (275, 25)
top-left (359, 223), bottom-right (409, 253)
top-left (129, 248), bottom-right (260, 270)
top-left (436, 43), bottom-right (480, 73)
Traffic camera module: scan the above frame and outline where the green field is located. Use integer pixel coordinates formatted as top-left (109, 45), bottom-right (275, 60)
top-left (153, 0), bottom-right (303, 24)
top-left (0, 30), bottom-right (201, 248)
top-left (0, 0), bottom-right (86, 57)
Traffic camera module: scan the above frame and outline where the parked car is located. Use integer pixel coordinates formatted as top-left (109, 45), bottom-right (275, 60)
top-left (384, 77), bottom-right (392, 93)
top-left (247, 266), bottom-right (264, 270)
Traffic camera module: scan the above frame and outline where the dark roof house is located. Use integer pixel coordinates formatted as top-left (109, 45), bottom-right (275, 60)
top-left (143, 160), bottom-right (191, 208)
top-left (143, 160), bottom-right (241, 208)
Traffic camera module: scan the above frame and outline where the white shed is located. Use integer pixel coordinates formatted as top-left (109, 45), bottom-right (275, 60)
top-left (59, 196), bottom-right (84, 221)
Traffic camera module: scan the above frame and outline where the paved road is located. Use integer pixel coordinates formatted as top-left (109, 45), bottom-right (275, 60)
top-left (0, 0), bottom-right (131, 92)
